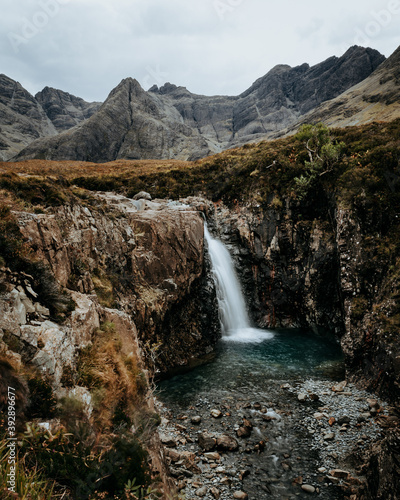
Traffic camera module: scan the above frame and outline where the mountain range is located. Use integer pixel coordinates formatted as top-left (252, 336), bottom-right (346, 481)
top-left (1, 44), bottom-right (399, 163)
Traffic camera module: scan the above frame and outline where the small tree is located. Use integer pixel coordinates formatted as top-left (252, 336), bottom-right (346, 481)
top-left (294, 123), bottom-right (344, 199)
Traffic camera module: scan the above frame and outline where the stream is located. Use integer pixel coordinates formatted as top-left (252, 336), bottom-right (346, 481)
top-left (155, 226), bottom-right (387, 499)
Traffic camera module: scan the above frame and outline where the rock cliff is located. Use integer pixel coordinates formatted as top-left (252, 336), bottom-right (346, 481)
top-left (296, 44), bottom-right (400, 128)
top-left (0, 74), bottom-right (57, 161)
top-left (4, 194), bottom-right (219, 377)
top-left (12, 46), bottom-right (385, 162)
top-left (0, 193), bottom-right (220, 498)
top-left (35, 87), bottom-right (101, 132)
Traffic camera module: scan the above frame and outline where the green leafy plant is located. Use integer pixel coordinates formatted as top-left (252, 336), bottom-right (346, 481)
top-left (294, 123), bottom-right (345, 200)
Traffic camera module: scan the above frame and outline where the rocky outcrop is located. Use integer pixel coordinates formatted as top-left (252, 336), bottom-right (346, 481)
top-left (209, 201), bottom-right (343, 336)
top-left (35, 87), bottom-right (101, 132)
top-left (13, 46), bottom-right (385, 162)
top-left (233, 45), bottom-right (385, 145)
top-left (10, 194), bottom-right (219, 376)
top-left (295, 45), bottom-right (400, 129)
top-left (336, 207), bottom-right (400, 401)
top-left (0, 74), bottom-right (57, 161)
top-left (207, 193), bottom-right (399, 405)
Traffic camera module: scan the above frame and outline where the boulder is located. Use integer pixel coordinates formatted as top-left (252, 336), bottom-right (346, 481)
top-left (216, 434), bottom-right (239, 451)
top-left (133, 191), bottom-right (152, 201)
top-left (198, 432), bottom-right (217, 451)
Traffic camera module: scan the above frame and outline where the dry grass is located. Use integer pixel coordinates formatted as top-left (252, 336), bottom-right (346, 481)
top-left (0, 158), bottom-right (192, 179)
top-left (77, 321), bottom-right (148, 432)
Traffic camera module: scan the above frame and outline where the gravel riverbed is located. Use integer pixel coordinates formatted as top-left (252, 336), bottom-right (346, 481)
top-left (156, 378), bottom-right (393, 499)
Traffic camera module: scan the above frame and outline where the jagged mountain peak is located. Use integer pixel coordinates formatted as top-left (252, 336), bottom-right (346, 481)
top-left (108, 77), bottom-right (144, 97)
top-left (35, 85), bottom-right (102, 132)
top-left (295, 44), bottom-right (400, 129)
top-left (4, 44), bottom-right (399, 163)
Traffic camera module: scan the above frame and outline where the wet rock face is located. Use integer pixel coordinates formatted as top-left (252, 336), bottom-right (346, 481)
top-left (211, 203), bottom-right (344, 336)
top-left (210, 198), bottom-right (400, 404)
top-left (14, 195), bottom-right (220, 377)
top-left (336, 208), bottom-right (400, 402)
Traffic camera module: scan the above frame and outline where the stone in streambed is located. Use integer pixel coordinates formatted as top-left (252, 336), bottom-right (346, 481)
top-left (133, 191), bottom-right (152, 201)
top-left (159, 433), bottom-right (177, 447)
top-left (210, 487), bottom-right (220, 499)
top-left (211, 409), bottom-right (223, 418)
top-left (243, 417), bottom-right (253, 429)
top-left (237, 426), bottom-right (251, 438)
top-left (301, 484), bottom-right (316, 494)
top-left (216, 434), bottom-right (239, 451)
top-left (198, 432), bottom-right (217, 451)
top-left (195, 486), bottom-right (208, 497)
top-left (331, 381), bottom-right (347, 392)
top-left (191, 415), bottom-right (202, 425)
top-left (233, 492), bottom-right (248, 500)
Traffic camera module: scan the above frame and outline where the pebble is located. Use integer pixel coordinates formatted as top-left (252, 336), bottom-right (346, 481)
top-left (337, 415), bottom-right (351, 425)
top-left (301, 484), bottom-right (316, 493)
top-left (331, 381), bottom-right (347, 392)
top-left (195, 486), bottom-right (207, 497)
top-left (204, 452), bottom-right (221, 461)
top-left (233, 491), bottom-right (248, 500)
top-left (210, 487), bottom-right (220, 499)
top-left (211, 409), bottom-right (223, 418)
top-left (191, 416), bottom-right (202, 425)
top-left (198, 432), bottom-right (217, 451)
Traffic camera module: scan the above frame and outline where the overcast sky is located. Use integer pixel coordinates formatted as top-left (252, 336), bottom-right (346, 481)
top-left (1, 0), bottom-right (399, 102)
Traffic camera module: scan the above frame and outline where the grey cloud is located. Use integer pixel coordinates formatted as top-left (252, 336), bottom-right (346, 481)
top-left (0, 0), bottom-right (397, 102)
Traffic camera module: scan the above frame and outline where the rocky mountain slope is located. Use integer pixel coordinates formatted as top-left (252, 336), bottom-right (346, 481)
top-left (35, 86), bottom-right (101, 132)
top-left (0, 75), bottom-right (101, 160)
top-left (0, 74), bottom-right (57, 161)
top-left (296, 45), bottom-right (400, 128)
top-left (11, 46), bottom-right (385, 162)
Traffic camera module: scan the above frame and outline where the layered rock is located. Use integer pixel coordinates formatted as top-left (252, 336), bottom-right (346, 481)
top-left (35, 86), bottom-right (101, 132)
top-left (10, 194), bottom-right (219, 376)
top-left (14, 46), bottom-right (385, 162)
top-left (0, 74), bottom-right (57, 160)
top-left (209, 201), bottom-right (343, 336)
top-left (296, 45), bottom-right (400, 129)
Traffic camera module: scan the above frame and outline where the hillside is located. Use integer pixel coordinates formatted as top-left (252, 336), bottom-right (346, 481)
top-left (297, 45), bottom-right (400, 128)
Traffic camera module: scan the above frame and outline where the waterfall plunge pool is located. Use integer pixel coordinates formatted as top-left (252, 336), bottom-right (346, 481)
top-left (158, 328), bottom-right (344, 405)
top-left (159, 225), bottom-right (344, 404)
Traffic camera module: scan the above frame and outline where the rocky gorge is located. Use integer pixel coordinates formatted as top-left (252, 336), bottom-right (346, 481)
top-left (0, 117), bottom-right (399, 499)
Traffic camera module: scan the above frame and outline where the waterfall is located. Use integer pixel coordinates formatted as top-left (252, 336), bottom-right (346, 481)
top-left (204, 224), bottom-right (274, 343)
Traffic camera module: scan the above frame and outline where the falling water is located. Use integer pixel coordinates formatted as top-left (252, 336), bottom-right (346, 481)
top-left (204, 224), bottom-right (274, 343)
